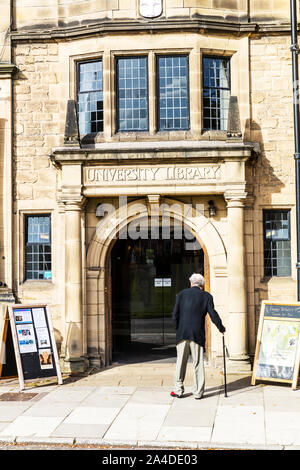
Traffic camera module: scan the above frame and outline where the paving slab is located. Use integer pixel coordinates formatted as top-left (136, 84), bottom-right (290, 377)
top-left (128, 390), bottom-right (173, 405)
top-left (63, 406), bottom-right (121, 425)
top-left (163, 407), bottom-right (216, 427)
top-left (104, 403), bottom-right (170, 441)
top-left (211, 405), bottom-right (265, 446)
top-left (51, 423), bottom-right (110, 439)
top-left (0, 404), bottom-right (31, 422)
top-left (0, 416), bottom-right (65, 437)
top-left (265, 411), bottom-right (300, 446)
top-left (21, 403), bottom-right (75, 418)
top-left (36, 388), bottom-right (95, 404)
top-left (157, 425), bottom-right (212, 443)
top-left (80, 392), bottom-right (131, 408)
top-left (82, 386), bottom-right (136, 395)
top-left (0, 422), bottom-right (10, 432)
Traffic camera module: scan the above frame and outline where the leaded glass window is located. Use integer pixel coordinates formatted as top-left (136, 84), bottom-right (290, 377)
top-left (263, 210), bottom-right (291, 277)
top-left (117, 57), bottom-right (148, 131)
top-left (78, 60), bottom-right (103, 134)
top-left (157, 55), bottom-right (189, 131)
top-left (25, 215), bottom-right (52, 280)
top-left (203, 56), bottom-right (230, 131)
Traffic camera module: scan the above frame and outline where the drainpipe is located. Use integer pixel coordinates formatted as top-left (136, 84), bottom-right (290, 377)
top-left (290, 0), bottom-right (300, 301)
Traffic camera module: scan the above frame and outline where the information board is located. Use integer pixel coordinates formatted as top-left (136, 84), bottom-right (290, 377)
top-left (251, 301), bottom-right (300, 390)
top-left (8, 304), bottom-right (62, 390)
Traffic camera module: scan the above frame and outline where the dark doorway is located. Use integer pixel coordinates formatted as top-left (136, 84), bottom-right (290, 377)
top-left (111, 221), bottom-right (205, 363)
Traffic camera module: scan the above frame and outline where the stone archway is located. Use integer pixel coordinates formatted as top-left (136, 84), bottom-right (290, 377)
top-left (86, 197), bottom-right (228, 367)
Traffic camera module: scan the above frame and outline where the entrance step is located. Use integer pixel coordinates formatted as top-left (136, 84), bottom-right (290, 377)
top-left (77, 363), bottom-right (227, 388)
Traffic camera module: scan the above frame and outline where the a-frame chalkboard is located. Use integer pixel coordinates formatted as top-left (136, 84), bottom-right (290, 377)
top-left (7, 304), bottom-right (63, 391)
top-left (252, 301), bottom-right (300, 390)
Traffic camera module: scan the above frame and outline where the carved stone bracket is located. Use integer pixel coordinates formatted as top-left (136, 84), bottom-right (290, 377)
top-left (147, 194), bottom-right (161, 216)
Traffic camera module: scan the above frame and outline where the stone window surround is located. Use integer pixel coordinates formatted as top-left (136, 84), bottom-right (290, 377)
top-left (258, 204), bottom-right (296, 283)
top-left (69, 47), bottom-right (237, 142)
top-left (17, 209), bottom-right (54, 286)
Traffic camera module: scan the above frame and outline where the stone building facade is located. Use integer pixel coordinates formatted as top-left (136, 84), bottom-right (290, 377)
top-left (0, 0), bottom-right (297, 373)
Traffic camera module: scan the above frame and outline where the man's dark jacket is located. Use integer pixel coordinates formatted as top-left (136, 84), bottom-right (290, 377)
top-left (172, 286), bottom-right (225, 347)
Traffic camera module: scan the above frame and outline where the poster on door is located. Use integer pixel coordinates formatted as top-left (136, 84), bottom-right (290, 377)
top-left (154, 278), bottom-right (172, 287)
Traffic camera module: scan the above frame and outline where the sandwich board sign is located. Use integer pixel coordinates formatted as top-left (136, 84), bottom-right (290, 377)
top-left (251, 301), bottom-right (300, 390)
top-left (0, 305), bottom-right (18, 379)
top-left (3, 304), bottom-right (62, 391)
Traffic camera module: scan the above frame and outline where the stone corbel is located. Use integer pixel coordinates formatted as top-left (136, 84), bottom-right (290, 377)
top-left (224, 190), bottom-right (247, 209)
top-left (64, 99), bottom-right (81, 148)
top-left (0, 63), bottom-right (17, 79)
top-left (147, 195), bottom-right (161, 217)
top-left (226, 95), bottom-right (242, 141)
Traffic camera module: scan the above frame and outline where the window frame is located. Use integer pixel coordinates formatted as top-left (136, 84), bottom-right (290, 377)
top-left (202, 55), bottom-right (231, 132)
top-left (76, 58), bottom-right (104, 136)
top-left (263, 209), bottom-right (292, 278)
top-left (115, 55), bottom-right (149, 133)
top-left (24, 214), bottom-right (52, 282)
top-left (156, 54), bottom-right (190, 132)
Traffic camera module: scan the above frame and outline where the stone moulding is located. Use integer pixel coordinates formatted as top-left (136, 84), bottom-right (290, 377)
top-left (10, 18), bottom-right (287, 43)
top-left (51, 140), bottom-right (257, 165)
top-left (0, 63), bottom-right (18, 78)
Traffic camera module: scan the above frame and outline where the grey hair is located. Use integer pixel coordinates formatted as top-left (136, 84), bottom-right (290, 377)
top-left (189, 273), bottom-right (205, 288)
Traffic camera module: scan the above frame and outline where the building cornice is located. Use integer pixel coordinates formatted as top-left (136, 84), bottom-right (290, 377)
top-left (51, 140), bottom-right (258, 166)
top-left (9, 18), bottom-right (294, 43)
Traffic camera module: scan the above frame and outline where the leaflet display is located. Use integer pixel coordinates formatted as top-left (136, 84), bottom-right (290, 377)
top-left (251, 301), bottom-right (300, 390)
top-left (8, 304), bottom-right (62, 390)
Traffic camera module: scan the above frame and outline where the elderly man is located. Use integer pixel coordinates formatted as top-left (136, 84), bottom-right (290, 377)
top-left (171, 273), bottom-right (225, 399)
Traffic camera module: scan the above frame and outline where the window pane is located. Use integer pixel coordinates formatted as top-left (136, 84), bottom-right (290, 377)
top-left (158, 55), bottom-right (189, 131)
top-left (26, 215), bottom-right (52, 280)
top-left (78, 60), bottom-right (103, 134)
top-left (117, 57), bottom-right (148, 131)
top-left (203, 57), bottom-right (230, 131)
top-left (263, 210), bottom-right (291, 277)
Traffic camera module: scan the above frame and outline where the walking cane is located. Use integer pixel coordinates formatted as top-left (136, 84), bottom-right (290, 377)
top-left (222, 333), bottom-right (228, 398)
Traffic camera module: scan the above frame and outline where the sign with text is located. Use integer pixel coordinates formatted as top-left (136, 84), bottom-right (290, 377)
top-left (8, 304), bottom-right (62, 390)
top-left (154, 278), bottom-right (172, 287)
top-left (84, 165), bottom-right (221, 186)
top-left (251, 301), bottom-right (300, 390)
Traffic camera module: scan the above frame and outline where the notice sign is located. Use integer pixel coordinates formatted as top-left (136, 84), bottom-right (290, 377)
top-left (8, 304), bottom-right (62, 391)
top-left (251, 301), bottom-right (300, 390)
top-left (154, 278), bottom-right (172, 287)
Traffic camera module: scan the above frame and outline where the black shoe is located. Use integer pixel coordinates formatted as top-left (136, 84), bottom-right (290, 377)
top-left (170, 391), bottom-right (183, 398)
top-left (194, 396), bottom-right (203, 400)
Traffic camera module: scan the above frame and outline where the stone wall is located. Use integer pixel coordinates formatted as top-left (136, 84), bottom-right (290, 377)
top-left (13, 41), bottom-right (64, 340)
top-left (249, 33), bottom-right (297, 346)
top-left (12, 0), bottom-right (290, 30)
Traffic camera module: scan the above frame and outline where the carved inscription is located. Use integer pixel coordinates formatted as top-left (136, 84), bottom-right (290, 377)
top-left (85, 166), bottom-right (221, 184)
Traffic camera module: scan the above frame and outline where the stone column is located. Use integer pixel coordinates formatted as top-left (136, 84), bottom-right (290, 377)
top-left (0, 64), bottom-right (16, 304)
top-left (225, 192), bottom-right (251, 371)
top-left (63, 198), bottom-right (87, 373)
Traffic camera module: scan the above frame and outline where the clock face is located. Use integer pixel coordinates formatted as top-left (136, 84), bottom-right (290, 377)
top-left (140, 0), bottom-right (162, 18)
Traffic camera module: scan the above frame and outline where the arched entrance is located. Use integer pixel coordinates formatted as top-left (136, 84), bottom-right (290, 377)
top-left (86, 197), bottom-right (227, 367)
top-left (109, 218), bottom-right (208, 362)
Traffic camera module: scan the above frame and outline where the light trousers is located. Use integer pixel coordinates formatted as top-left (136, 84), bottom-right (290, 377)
top-left (174, 340), bottom-right (205, 398)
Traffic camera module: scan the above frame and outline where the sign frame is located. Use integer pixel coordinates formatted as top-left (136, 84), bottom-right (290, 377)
top-left (8, 304), bottom-right (63, 391)
top-left (251, 300), bottom-right (300, 390)
top-left (0, 305), bottom-right (18, 379)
